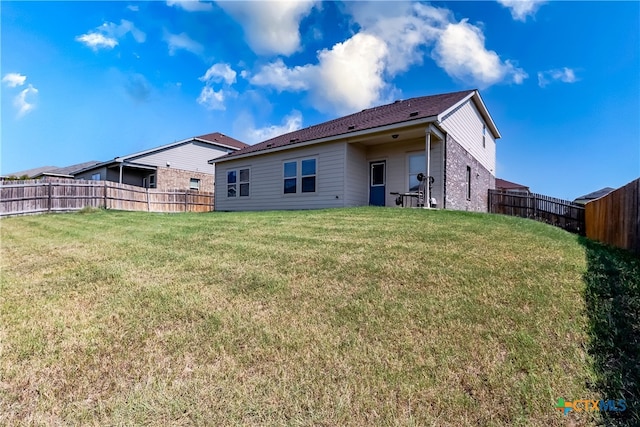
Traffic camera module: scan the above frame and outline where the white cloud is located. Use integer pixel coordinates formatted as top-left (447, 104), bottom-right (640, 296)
top-left (197, 86), bottom-right (227, 110)
top-left (197, 63), bottom-right (237, 110)
top-left (167, 0), bottom-right (213, 12)
top-left (249, 59), bottom-right (312, 91)
top-left (246, 110), bottom-right (303, 143)
top-left (127, 5), bottom-right (139, 12)
top-left (200, 63), bottom-right (237, 85)
top-left (14, 84), bottom-right (38, 118)
top-left (76, 33), bottom-right (118, 50)
top-left (346, 2), bottom-right (449, 75)
top-left (164, 32), bottom-right (204, 55)
top-left (248, 2), bottom-right (526, 115)
top-left (217, 0), bottom-right (317, 55)
top-left (312, 33), bottom-right (391, 114)
top-left (432, 19), bottom-right (528, 88)
top-left (76, 19), bottom-right (145, 51)
top-left (2, 73), bottom-right (27, 88)
top-left (538, 67), bottom-right (578, 87)
top-left (497, 0), bottom-right (547, 22)
top-left (251, 33), bottom-right (391, 115)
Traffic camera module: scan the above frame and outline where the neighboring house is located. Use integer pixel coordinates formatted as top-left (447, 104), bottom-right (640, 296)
top-left (1, 161), bottom-right (102, 181)
top-left (573, 187), bottom-right (616, 206)
top-left (210, 89), bottom-right (500, 212)
top-left (495, 178), bottom-right (530, 194)
top-left (74, 133), bottom-right (248, 191)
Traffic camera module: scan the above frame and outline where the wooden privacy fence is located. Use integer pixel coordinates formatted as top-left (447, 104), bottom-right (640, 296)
top-left (586, 178), bottom-right (639, 255)
top-left (0, 180), bottom-right (214, 217)
top-left (488, 190), bottom-right (585, 234)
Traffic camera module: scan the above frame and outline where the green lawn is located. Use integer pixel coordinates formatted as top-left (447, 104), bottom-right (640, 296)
top-left (1, 207), bottom-right (637, 426)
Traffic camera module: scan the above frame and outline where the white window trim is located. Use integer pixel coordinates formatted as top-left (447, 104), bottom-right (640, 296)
top-left (370, 161), bottom-right (386, 187)
top-left (190, 178), bottom-right (200, 191)
top-left (226, 167), bottom-right (251, 198)
top-left (143, 174), bottom-right (156, 189)
top-left (283, 157), bottom-right (317, 195)
top-left (406, 151), bottom-right (426, 192)
top-left (482, 124), bottom-right (486, 148)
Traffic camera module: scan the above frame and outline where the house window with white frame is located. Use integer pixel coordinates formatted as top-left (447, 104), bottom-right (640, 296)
top-left (408, 153), bottom-right (425, 192)
top-left (482, 124), bottom-right (486, 148)
top-left (283, 158), bottom-right (316, 194)
top-left (143, 174), bottom-right (156, 188)
top-left (190, 178), bottom-right (200, 191)
top-left (227, 168), bottom-right (250, 197)
top-left (91, 173), bottom-right (101, 180)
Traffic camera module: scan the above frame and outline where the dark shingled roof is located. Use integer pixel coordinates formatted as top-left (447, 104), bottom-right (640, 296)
top-left (574, 187), bottom-right (616, 201)
top-left (496, 178), bottom-right (529, 190)
top-left (195, 132), bottom-right (249, 150)
top-left (4, 161), bottom-right (102, 178)
top-left (219, 89), bottom-right (476, 160)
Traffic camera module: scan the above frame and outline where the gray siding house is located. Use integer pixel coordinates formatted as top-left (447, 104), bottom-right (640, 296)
top-left (74, 133), bottom-right (247, 191)
top-left (210, 90), bottom-right (500, 212)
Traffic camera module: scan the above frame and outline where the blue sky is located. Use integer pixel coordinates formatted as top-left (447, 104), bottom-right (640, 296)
top-left (2, 0), bottom-right (638, 200)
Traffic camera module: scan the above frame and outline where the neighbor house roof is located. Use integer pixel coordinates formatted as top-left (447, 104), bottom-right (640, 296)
top-left (72, 132), bottom-right (248, 175)
top-left (194, 132), bottom-right (248, 150)
top-left (115, 132), bottom-right (248, 162)
top-left (2, 165), bottom-right (59, 178)
top-left (574, 187), bottom-right (615, 203)
top-left (3, 161), bottom-right (102, 179)
top-left (496, 178), bottom-right (530, 191)
top-left (211, 90), bottom-right (499, 164)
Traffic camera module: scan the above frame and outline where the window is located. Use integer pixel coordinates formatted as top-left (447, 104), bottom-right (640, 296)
top-left (284, 158), bottom-right (316, 194)
top-left (482, 124), bottom-right (486, 148)
top-left (143, 174), bottom-right (156, 189)
top-left (190, 178), bottom-right (200, 190)
top-left (227, 168), bottom-right (250, 197)
top-left (301, 159), bottom-right (316, 193)
top-left (408, 153), bottom-right (425, 191)
top-left (91, 173), bottom-right (101, 181)
top-left (284, 161), bottom-right (297, 194)
top-left (466, 166), bottom-right (471, 200)
top-left (239, 168), bottom-right (250, 197)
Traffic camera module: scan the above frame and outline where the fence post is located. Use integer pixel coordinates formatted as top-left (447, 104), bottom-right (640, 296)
top-left (185, 191), bottom-right (188, 212)
top-left (147, 187), bottom-right (151, 212)
top-left (103, 181), bottom-right (107, 209)
top-left (47, 182), bottom-right (52, 212)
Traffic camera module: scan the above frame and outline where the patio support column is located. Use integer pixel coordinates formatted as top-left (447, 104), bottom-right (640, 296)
top-left (425, 128), bottom-right (431, 208)
top-left (119, 163), bottom-right (123, 184)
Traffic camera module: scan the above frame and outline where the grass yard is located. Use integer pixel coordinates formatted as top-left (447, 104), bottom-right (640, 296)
top-left (1, 207), bottom-right (637, 426)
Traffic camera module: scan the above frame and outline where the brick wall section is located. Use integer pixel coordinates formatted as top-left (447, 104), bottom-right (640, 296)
top-left (155, 167), bottom-right (214, 192)
top-left (444, 135), bottom-right (495, 212)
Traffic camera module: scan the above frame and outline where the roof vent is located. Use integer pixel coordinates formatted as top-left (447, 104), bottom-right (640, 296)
top-left (409, 111), bottom-right (419, 117)
top-left (348, 125), bottom-right (355, 130)
top-left (289, 138), bottom-right (299, 143)
top-left (394, 99), bottom-right (402, 103)
top-left (266, 143), bottom-right (273, 148)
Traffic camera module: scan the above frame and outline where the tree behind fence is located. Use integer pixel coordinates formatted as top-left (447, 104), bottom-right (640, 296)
top-left (488, 190), bottom-right (585, 234)
top-left (0, 180), bottom-right (214, 216)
